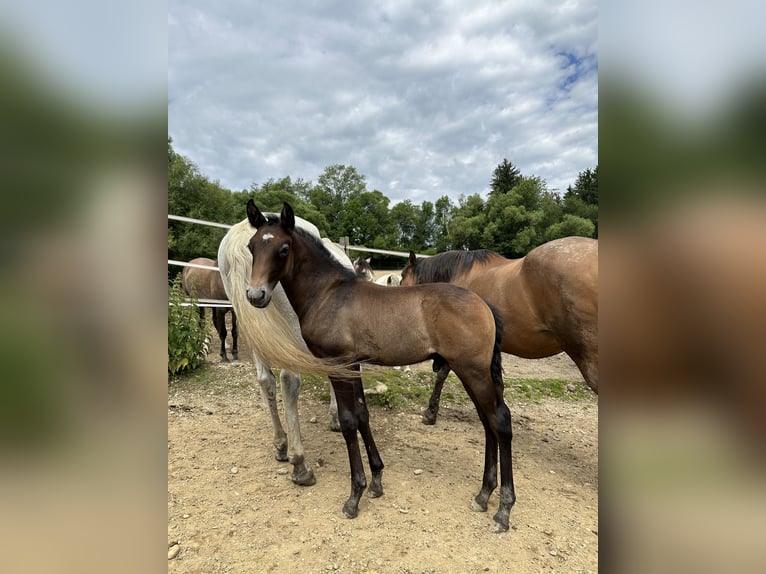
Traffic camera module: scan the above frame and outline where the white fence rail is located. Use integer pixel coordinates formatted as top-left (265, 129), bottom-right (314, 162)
top-left (168, 213), bottom-right (430, 308)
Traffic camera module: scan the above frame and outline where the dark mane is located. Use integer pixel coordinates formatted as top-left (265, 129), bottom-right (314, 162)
top-left (292, 225), bottom-right (357, 281)
top-left (411, 249), bottom-right (502, 283)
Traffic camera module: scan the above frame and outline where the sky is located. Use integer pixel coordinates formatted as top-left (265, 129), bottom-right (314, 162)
top-left (169, 1), bottom-right (597, 205)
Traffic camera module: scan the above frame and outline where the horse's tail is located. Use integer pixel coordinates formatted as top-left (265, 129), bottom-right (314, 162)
top-left (218, 220), bottom-right (358, 378)
top-left (488, 302), bottom-right (504, 389)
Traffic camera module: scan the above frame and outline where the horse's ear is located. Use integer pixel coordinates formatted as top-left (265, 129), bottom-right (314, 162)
top-left (246, 199), bottom-right (267, 228)
top-left (366, 257), bottom-right (372, 264)
top-left (408, 251), bottom-right (417, 266)
top-left (280, 202), bottom-right (295, 232)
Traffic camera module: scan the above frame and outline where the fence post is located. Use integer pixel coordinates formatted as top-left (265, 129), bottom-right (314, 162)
top-left (339, 236), bottom-right (349, 255)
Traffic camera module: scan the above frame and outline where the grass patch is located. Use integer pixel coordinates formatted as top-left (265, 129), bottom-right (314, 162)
top-left (169, 362), bottom-right (591, 408)
top-left (506, 378), bottom-right (590, 402)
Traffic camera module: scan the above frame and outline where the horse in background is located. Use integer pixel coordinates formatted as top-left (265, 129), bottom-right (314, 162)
top-left (245, 201), bottom-right (516, 533)
top-left (353, 256), bottom-right (401, 286)
top-left (217, 211), bottom-right (348, 487)
top-left (181, 257), bottom-right (238, 362)
top-left (401, 237), bottom-right (598, 424)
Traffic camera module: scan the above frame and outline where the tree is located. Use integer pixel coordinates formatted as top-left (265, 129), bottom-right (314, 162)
top-left (306, 164), bottom-right (368, 239)
top-left (433, 195), bottom-right (455, 251)
top-left (563, 166), bottom-right (598, 237)
top-left (490, 158), bottom-right (522, 195)
top-left (482, 176), bottom-right (548, 257)
top-left (448, 194), bottom-right (486, 250)
top-left (389, 200), bottom-right (420, 249)
top-left (168, 140), bottom-right (237, 276)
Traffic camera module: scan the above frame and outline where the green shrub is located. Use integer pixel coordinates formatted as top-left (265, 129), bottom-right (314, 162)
top-left (168, 277), bottom-right (208, 376)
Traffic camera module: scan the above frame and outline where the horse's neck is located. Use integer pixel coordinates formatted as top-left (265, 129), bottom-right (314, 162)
top-left (282, 232), bottom-right (350, 319)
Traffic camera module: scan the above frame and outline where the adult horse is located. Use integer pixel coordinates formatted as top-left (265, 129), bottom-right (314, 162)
top-left (353, 256), bottom-right (401, 286)
top-left (244, 200), bottom-right (515, 532)
top-left (181, 257), bottom-right (238, 362)
top-left (401, 238), bottom-right (598, 424)
top-left (217, 212), bottom-right (347, 487)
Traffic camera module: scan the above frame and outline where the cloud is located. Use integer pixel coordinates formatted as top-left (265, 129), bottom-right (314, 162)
top-left (169, 0), bottom-right (597, 203)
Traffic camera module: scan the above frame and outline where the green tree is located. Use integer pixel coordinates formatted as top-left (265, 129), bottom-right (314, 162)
top-left (306, 164), bottom-right (368, 238)
top-left (244, 176), bottom-right (330, 235)
top-left (448, 194), bottom-right (486, 250)
top-left (389, 200), bottom-right (420, 249)
top-left (482, 176), bottom-right (548, 257)
top-left (168, 140), bottom-right (237, 277)
top-left (490, 158), bottom-right (522, 195)
top-left (433, 195), bottom-right (455, 251)
top-left (563, 166), bottom-right (598, 237)
top-left (343, 189), bottom-right (393, 247)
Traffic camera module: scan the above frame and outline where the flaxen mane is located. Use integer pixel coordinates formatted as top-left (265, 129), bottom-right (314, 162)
top-left (218, 217), bottom-right (355, 376)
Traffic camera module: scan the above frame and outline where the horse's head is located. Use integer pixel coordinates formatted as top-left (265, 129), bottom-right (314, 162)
top-left (400, 251), bottom-right (419, 286)
top-left (353, 256), bottom-right (374, 281)
top-left (245, 199), bottom-right (295, 308)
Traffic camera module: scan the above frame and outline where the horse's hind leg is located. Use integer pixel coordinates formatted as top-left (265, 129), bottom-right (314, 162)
top-left (454, 365), bottom-right (516, 533)
top-left (469, 411), bottom-right (498, 513)
top-left (280, 370), bottom-right (316, 486)
top-left (254, 358), bottom-right (288, 462)
top-left (328, 384), bottom-right (341, 432)
top-left (213, 308), bottom-right (229, 362)
top-left (422, 363), bottom-right (450, 425)
top-left (330, 372), bottom-right (368, 518)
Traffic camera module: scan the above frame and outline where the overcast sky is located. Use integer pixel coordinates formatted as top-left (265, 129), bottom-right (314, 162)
top-left (169, 1), bottom-right (597, 205)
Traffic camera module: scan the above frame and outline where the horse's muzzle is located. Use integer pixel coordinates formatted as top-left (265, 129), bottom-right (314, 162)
top-left (246, 286), bottom-right (271, 308)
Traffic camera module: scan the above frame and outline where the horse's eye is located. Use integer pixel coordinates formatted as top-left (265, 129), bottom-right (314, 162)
top-left (278, 244), bottom-right (289, 258)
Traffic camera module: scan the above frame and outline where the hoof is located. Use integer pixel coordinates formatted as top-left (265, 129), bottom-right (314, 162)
top-left (470, 498), bottom-right (488, 512)
top-left (421, 410), bottom-right (437, 425)
top-left (220, 356), bottom-right (230, 363)
top-left (275, 449), bottom-right (288, 462)
top-left (368, 486), bottom-right (384, 499)
top-left (329, 420), bottom-right (342, 433)
top-left (491, 520), bottom-right (510, 533)
top-left (341, 505), bottom-right (359, 519)
top-left (292, 468), bottom-right (316, 486)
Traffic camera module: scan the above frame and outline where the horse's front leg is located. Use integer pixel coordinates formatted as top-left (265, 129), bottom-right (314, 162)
top-left (280, 370), bottom-right (316, 486)
top-left (254, 357), bottom-right (287, 462)
top-left (330, 375), bottom-right (367, 518)
top-left (422, 363), bottom-right (450, 425)
top-left (230, 310), bottom-right (239, 361)
top-left (356, 385), bottom-right (384, 498)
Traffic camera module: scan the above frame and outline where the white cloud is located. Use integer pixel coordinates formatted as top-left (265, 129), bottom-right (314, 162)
top-left (169, 0), bottom-right (598, 204)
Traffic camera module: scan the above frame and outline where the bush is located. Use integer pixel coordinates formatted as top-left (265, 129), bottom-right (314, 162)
top-left (168, 277), bottom-right (209, 376)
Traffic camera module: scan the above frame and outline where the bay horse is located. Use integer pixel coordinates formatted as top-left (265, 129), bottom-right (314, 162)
top-left (217, 212), bottom-right (348, 487)
top-left (353, 256), bottom-right (402, 286)
top-left (244, 200), bottom-right (516, 532)
top-left (181, 257), bottom-right (238, 362)
top-left (400, 238), bottom-right (598, 424)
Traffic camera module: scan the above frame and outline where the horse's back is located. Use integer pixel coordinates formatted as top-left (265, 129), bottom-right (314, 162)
top-left (182, 257), bottom-right (227, 300)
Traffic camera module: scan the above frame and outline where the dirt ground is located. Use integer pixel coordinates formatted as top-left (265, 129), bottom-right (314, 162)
top-left (168, 318), bottom-right (598, 573)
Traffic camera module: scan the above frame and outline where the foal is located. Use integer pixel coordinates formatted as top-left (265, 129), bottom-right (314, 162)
top-left (245, 200), bottom-right (516, 532)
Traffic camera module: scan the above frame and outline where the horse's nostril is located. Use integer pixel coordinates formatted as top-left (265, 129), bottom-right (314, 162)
top-left (246, 286), bottom-right (268, 306)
